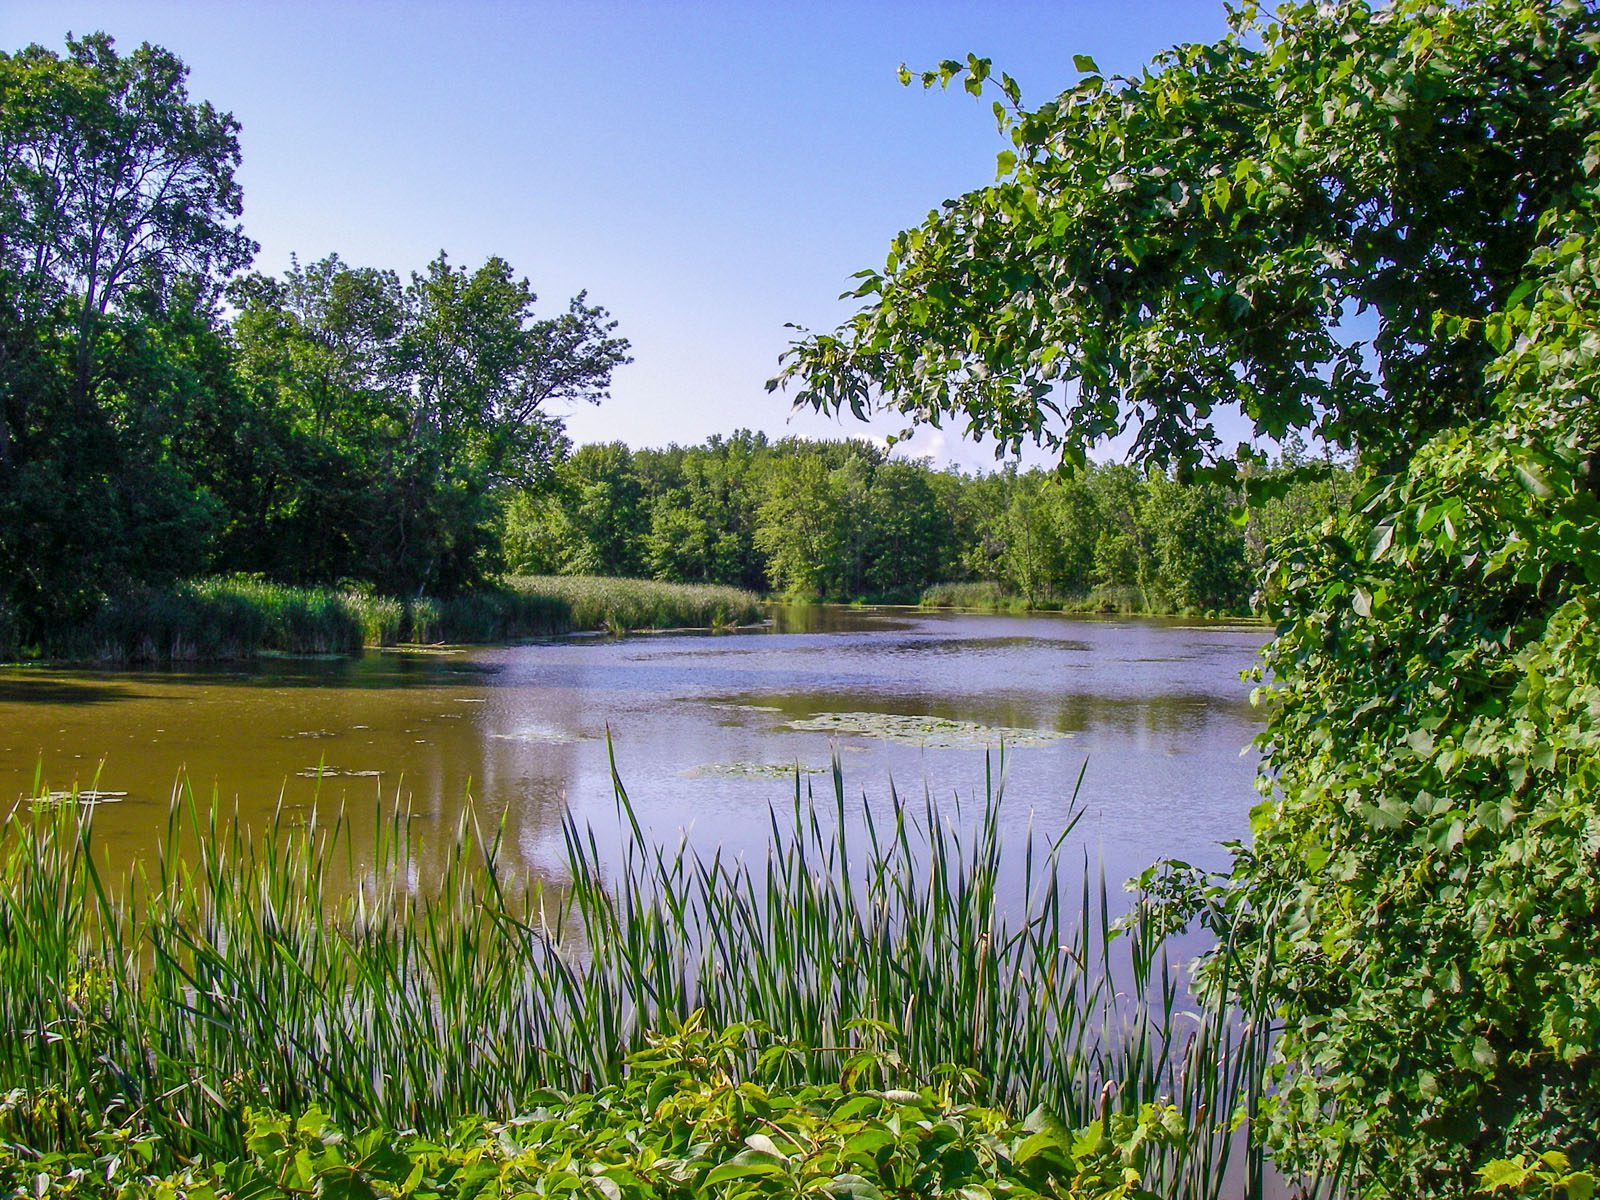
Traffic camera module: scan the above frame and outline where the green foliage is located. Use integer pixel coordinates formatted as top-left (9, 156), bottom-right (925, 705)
top-left (754, 453), bottom-right (851, 599)
top-left (774, 2), bottom-right (1590, 481)
top-left (225, 253), bottom-right (630, 594)
top-left (0, 764), bottom-right (1268, 1199)
top-left (0, 1025), bottom-right (1190, 1200)
top-left (502, 434), bottom-right (1330, 612)
top-left (1478, 1151), bottom-right (1599, 1199)
top-left (0, 33), bottom-right (251, 647)
top-left (1140, 477), bottom-right (1249, 614)
top-left (0, 35), bottom-right (630, 638)
top-left (776, 0), bottom-right (1600, 1190)
top-left (1237, 157), bottom-right (1600, 1194)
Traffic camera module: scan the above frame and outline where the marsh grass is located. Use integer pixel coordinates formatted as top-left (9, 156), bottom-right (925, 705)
top-left (0, 756), bottom-right (1272, 1199)
top-left (21, 575), bottom-right (763, 663)
top-left (406, 576), bottom-right (762, 643)
top-left (919, 581), bottom-right (1215, 617)
top-left (65, 578), bottom-right (401, 662)
top-left (919, 580), bottom-right (1013, 610)
top-left (494, 575), bottom-right (763, 635)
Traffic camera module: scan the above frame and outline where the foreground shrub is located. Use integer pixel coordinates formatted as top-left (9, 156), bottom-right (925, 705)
top-left (0, 1023), bottom-right (1187, 1200)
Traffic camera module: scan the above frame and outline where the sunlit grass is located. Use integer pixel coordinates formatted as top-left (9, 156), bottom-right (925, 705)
top-left (919, 580), bottom-right (1013, 610)
top-left (920, 580), bottom-right (1192, 616)
top-left (420, 575), bottom-right (763, 642)
top-left (23, 575), bottom-right (763, 662)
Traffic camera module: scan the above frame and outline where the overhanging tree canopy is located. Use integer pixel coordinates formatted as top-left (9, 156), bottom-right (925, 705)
top-left (776, 1), bottom-right (1600, 1192)
top-left (774, 0), bottom-right (1596, 479)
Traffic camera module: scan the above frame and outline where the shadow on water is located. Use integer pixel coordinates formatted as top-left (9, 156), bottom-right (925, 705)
top-left (14, 652), bottom-right (507, 694)
top-left (0, 677), bottom-right (143, 706)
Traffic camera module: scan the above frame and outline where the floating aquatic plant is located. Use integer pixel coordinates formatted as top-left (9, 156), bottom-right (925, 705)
top-left (784, 710), bottom-right (1069, 749)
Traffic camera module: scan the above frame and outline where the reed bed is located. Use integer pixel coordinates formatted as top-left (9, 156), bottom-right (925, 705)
top-left (919, 580), bottom-right (1011, 609)
top-left (919, 580), bottom-right (1184, 616)
top-left (496, 575), bottom-right (763, 635)
top-left (17, 575), bottom-right (763, 663)
top-left (408, 575), bottom-right (761, 642)
top-left (59, 577), bottom-right (401, 663)
top-left (0, 758), bottom-right (1272, 1199)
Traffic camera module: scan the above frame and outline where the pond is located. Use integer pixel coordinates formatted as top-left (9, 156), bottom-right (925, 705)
top-left (0, 606), bottom-right (1269, 890)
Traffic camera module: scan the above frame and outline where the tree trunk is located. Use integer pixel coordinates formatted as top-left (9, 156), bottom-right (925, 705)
top-left (0, 339), bottom-right (13, 474)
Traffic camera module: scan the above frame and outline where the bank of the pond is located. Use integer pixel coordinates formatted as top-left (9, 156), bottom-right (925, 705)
top-left (918, 579), bottom-right (1262, 619)
top-left (8, 575), bottom-right (764, 664)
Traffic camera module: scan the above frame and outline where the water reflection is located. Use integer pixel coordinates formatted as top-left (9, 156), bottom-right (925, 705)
top-left (0, 608), bottom-right (1269, 891)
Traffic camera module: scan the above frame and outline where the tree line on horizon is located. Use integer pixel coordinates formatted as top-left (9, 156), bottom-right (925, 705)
top-left (505, 431), bottom-right (1351, 612)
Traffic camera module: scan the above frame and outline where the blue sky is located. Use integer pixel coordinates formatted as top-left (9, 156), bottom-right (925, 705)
top-left (2, 1), bottom-right (1238, 470)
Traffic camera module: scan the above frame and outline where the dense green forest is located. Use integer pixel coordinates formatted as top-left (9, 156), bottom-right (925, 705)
top-left (504, 431), bottom-right (1349, 611)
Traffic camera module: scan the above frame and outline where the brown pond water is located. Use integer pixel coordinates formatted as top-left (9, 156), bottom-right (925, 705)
top-left (0, 605), bottom-right (1269, 889)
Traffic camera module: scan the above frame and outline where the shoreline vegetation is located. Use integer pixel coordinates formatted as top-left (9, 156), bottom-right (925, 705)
top-left (915, 578), bottom-right (1262, 618)
top-left (0, 762), bottom-right (1270, 1200)
top-left (0, 573), bottom-right (1268, 668)
top-left (3, 575), bottom-right (763, 665)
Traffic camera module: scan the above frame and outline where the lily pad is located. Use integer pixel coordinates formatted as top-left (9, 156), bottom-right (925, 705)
top-left (296, 766), bottom-right (382, 779)
top-left (488, 728), bottom-right (585, 745)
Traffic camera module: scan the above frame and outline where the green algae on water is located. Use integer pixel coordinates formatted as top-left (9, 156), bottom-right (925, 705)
top-left (783, 710), bottom-right (1068, 749)
top-left (684, 761), bottom-right (826, 780)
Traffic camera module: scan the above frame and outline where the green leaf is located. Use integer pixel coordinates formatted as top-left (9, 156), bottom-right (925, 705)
top-left (741, 1133), bottom-right (790, 1162)
top-left (825, 1175), bottom-right (887, 1199)
top-left (1504, 278), bottom-right (1537, 310)
top-left (1477, 1158), bottom-right (1534, 1191)
top-left (841, 1129), bottom-right (895, 1160)
top-left (1514, 461), bottom-right (1553, 498)
top-left (704, 1156), bottom-right (788, 1187)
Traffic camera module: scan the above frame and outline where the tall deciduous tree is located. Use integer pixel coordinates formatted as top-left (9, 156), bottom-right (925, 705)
top-left (0, 34), bottom-right (253, 638)
top-left (0, 33), bottom-right (253, 414)
top-left (229, 254), bottom-right (630, 592)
